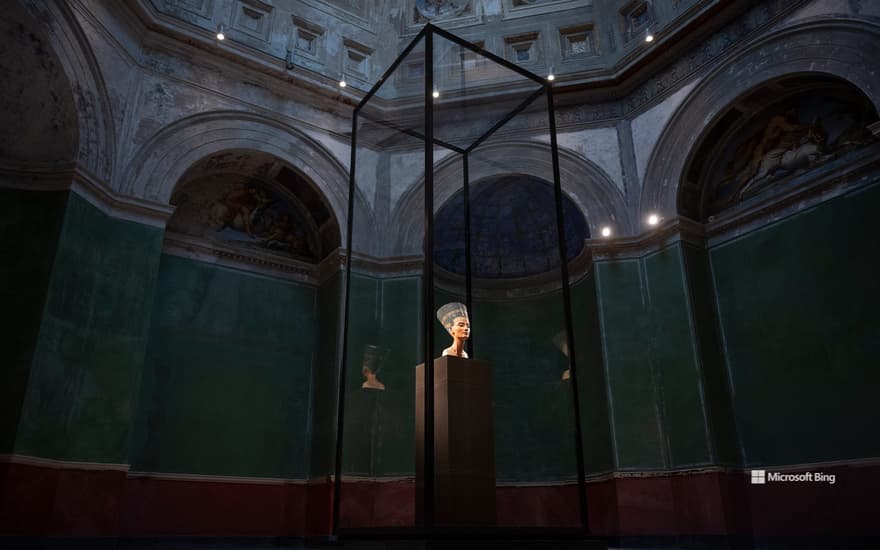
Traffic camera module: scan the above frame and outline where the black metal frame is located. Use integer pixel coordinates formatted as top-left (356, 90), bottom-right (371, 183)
top-left (333, 23), bottom-right (589, 538)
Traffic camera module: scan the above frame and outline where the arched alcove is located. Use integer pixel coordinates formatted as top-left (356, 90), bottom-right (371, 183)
top-left (6, 0), bottom-right (116, 179)
top-left (0, 1), bottom-right (78, 168)
top-left (121, 111), bottom-right (374, 247)
top-left (434, 174), bottom-right (589, 280)
top-left (391, 140), bottom-right (628, 256)
top-left (679, 75), bottom-right (878, 221)
top-left (640, 19), bottom-right (880, 220)
top-left (168, 149), bottom-right (341, 264)
top-left (132, 148), bottom-right (346, 488)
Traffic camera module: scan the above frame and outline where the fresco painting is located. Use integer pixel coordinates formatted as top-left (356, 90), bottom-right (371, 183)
top-left (169, 180), bottom-right (317, 261)
top-left (707, 93), bottom-right (876, 215)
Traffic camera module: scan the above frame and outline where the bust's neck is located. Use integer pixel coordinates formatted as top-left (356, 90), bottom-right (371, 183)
top-left (449, 338), bottom-right (466, 357)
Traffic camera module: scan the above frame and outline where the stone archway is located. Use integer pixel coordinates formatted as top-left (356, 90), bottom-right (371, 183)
top-left (391, 140), bottom-right (629, 256)
top-left (640, 19), bottom-right (880, 220)
top-left (121, 110), bottom-right (373, 243)
top-left (15, 0), bottom-right (116, 180)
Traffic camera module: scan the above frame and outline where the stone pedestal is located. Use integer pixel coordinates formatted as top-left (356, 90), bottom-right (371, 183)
top-left (415, 355), bottom-right (495, 526)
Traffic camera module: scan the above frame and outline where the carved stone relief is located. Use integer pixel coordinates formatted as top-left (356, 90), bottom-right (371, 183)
top-left (415, 0), bottom-right (470, 21)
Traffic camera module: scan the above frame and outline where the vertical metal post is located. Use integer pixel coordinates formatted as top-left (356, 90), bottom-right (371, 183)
top-left (547, 85), bottom-right (590, 532)
top-left (332, 107), bottom-right (359, 535)
top-left (463, 153), bottom-right (473, 357)
top-left (423, 26), bottom-right (435, 531)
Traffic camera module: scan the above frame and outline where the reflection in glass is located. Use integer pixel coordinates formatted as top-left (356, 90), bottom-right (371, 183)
top-left (361, 345), bottom-right (389, 390)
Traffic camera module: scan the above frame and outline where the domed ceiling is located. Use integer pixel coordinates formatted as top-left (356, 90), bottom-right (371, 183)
top-left (434, 174), bottom-right (588, 279)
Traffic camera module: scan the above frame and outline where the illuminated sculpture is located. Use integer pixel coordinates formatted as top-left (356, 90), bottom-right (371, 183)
top-left (437, 302), bottom-right (470, 358)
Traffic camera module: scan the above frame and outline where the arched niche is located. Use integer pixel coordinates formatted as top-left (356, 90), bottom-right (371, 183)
top-left (9, 0), bottom-right (115, 179)
top-left (168, 149), bottom-right (342, 264)
top-left (435, 174), bottom-right (589, 279)
top-left (0, 1), bottom-right (78, 168)
top-left (391, 140), bottom-right (627, 257)
top-left (679, 75), bottom-right (878, 222)
top-left (432, 173), bottom-right (592, 299)
top-left (122, 111), bottom-right (375, 244)
top-left (641, 19), bottom-right (880, 221)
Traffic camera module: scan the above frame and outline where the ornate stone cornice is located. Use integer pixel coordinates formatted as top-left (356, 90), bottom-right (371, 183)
top-left (588, 143), bottom-right (880, 258)
top-left (122, 0), bottom-right (361, 113)
top-left (704, 144), bottom-right (880, 248)
top-left (0, 161), bottom-right (174, 228)
top-left (348, 252), bottom-right (425, 279)
top-left (162, 232), bottom-right (332, 285)
top-left (588, 216), bottom-right (705, 261)
top-left (432, 245), bottom-right (595, 301)
top-left (526, 0), bottom-right (812, 131)
top-left (317, 248), bottom-right (347, 283)
top-left (161, 234), bottom-right (346, 286)
top-left (113, 0), bottom-right (811, 138)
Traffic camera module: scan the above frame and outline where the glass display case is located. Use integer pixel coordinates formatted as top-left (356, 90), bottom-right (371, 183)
top-left (334, 23), bottom-right (590, 534)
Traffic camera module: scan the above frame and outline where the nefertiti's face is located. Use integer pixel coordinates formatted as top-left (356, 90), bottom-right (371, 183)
top-left (449, 316), bottom-right (470, 340)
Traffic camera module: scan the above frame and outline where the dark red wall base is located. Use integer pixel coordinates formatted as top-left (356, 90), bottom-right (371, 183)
top-left (2, 460), bottom-right (877, 537)
top-left (0, 461), bottom-right (127, 536)
top-left (121, 476), bottom-right (306, 536)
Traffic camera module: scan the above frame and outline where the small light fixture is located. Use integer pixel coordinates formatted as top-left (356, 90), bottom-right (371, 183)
top-left (216, 24), bottom-right (225, 41)
top-left (339, 73), bottom-right (347, 88)
top-left (432, 89), bottom-right (440, 99)
top-left (647, 213), bottom-right (660, 226)
top-left (547, 65), bottom-right (555, 81)
top-left (601, 226), bottom-right (612, 238)
top-left (644, 29), bottom-right (654, 43)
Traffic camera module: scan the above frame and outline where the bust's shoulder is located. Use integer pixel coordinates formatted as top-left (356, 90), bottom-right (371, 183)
top-left (441, 347), bottom-right (468, 358)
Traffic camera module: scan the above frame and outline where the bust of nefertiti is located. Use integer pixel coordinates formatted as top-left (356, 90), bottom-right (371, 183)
top-left (437, 302), bottom-right (470, 358)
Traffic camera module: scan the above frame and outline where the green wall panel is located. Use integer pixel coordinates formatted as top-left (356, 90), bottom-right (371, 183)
top-left (595, 245), bottom-right (713, 470)
top-left (340, 273), bottom-right (380, 475)
top-left (681, 243), bottom-right (740, 466)
top-left (133, 254), bottom-right (315, 478)
top-left (15, 192), bottom-right (163, 463)
top-left (308, 271), bottom-right (342, 478)
top-left (595, 259), bottom-right (665, 470)
top-left (711, 181), bottom-right (880, 466)
top-left (570, 272), bottom-right (615, 476)
top-left (375, 277), bottom-right (420, 475)
top-left (342, 275), bottom-right (421, 476)
top-left (471, 292), bottom-right (578, 482)
top-left (0, 189), bottom-right (68, 453)
top-left (643, 246), bottom-right (712, 467)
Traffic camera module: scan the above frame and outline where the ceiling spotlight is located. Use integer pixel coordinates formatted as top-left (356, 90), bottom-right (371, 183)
top-left (339, 78), bottom-right (347, 88)
top-left (601, 226), bottom-right (612, 237)
top-left (645, 29), bottom-right (654, 43)
top-left (216, 24), bottom-right (225, 41)
top-left (547, 66), bottom-right (555, 81)
top-left (647, 214), bottom-right (660, 226)
top-left (432, 89), bottom-right (440, 99)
